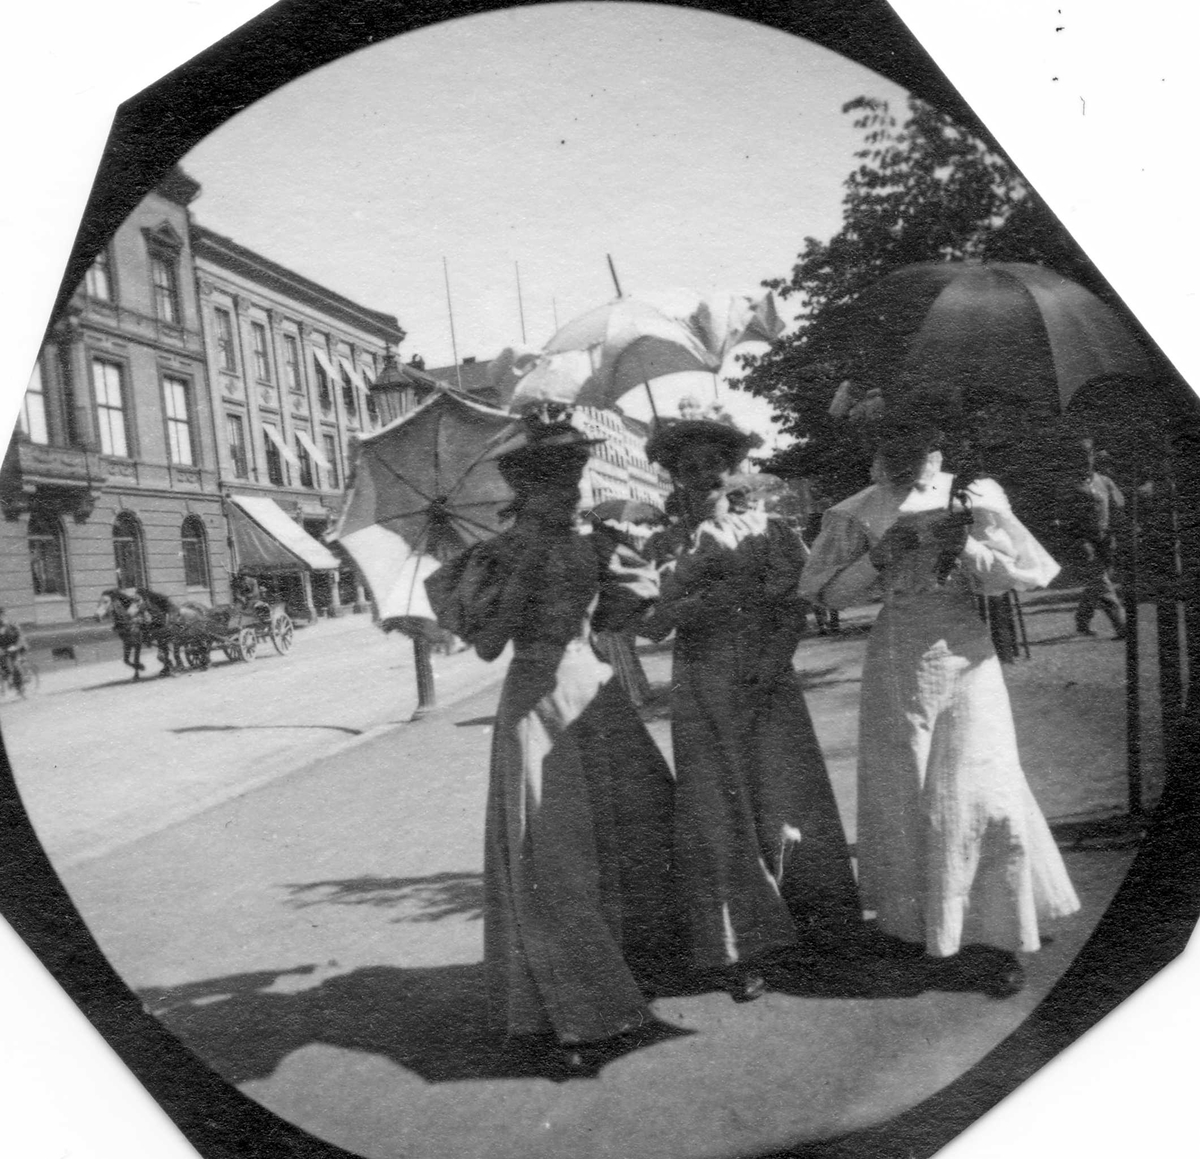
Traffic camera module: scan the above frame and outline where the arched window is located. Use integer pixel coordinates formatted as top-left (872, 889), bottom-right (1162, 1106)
top-left (28, 510), bottom-right (68, 597)
top-left (112, 512), bottom-right (146, 589)
top-left (181, 515), bottom-right (210, 589)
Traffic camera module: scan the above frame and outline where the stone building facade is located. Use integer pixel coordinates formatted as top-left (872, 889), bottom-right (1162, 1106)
top-left (1, 168), bottom-right (405, 646)
top-left (1, 169), bottom-right (227, 637)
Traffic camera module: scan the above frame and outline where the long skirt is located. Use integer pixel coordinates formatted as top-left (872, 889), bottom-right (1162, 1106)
top-left (671, 627), bottom-right (862, 971)
top-left (484, 637), bottom-right (678, 1044)
top-left (857, 591), bottom-right (1081, 957)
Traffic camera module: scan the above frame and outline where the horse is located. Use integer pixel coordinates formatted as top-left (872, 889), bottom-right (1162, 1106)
top-left (95, 588), bottom-right (207, 679)
top-left (95, 588), bottom-right (158, 679)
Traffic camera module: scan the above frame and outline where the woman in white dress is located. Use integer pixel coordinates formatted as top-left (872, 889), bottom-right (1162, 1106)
top-left (799, 415), bottom-right (1080, 997)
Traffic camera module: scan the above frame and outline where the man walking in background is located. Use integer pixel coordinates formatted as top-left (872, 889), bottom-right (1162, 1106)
top-left (1059, 437), bottom-right (1126, 640)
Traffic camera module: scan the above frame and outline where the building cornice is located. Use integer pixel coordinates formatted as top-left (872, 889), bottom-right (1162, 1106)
top-left (191, 225), bottom-right (405, 346)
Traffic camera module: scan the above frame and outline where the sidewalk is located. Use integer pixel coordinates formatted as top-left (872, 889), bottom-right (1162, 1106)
top-left (54, 600), bottom-right (1145, 1159)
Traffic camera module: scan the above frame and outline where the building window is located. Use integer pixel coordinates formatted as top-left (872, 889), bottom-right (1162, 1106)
top-left (20, 360), bottom-right (49, 445)
top-left (283, 335), bottom-right (301, 391)
top-left (85, 249), bottom-right (113, 302)
top-left (262, 423), bottom-right (285, 486)
top-left (321, 436), bottom-right (340, 489)
top-left (365, 393), bottom-right (379, 426)
top-left (313, 356), bottom-right (332, 409)
top-left (341, 370), bottom-right (357, 417)
top-left (181, 515), bottom-right (210, 588)
top-left (295, 434), bottom-right (314, 488)
top-left (162, 375), bottom-right (193, 466)
top-left (151, 254), bottom-right (181, 324)
top-left (359, 353), bottom-right (375, 383)
top-left (91, 358), bottom-right (128, 457)
top-left (112, 511), bottom-right (147, 589)
top-left (28, 510), bottom-right (68, 597)
top-left (215, 308), bottom-right (237, 371)
top-left (251, 321), bottom-right (272, 382)
top-left (226, 414), bottom-right (248, 479)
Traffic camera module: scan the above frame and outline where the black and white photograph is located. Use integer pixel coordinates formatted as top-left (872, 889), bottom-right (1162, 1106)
top-left (2, 3), bottom-right (1198, 1158)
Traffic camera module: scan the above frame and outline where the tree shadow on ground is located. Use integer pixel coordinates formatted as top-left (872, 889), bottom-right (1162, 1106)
top-left (1027, 633), bottom-right (1094, 648)
top-left (138, 962), bottom-right (691, 1086)
top-left (281, 872), bottom-right (484, 923)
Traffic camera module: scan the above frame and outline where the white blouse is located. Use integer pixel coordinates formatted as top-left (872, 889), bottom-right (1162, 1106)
top-left (798, 472), bottom-right (1060, 610)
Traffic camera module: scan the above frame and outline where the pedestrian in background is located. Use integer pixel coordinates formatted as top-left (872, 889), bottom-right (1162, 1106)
top-left (800, 410), bottom-right (1079, 998)
top-left (802, 509), bottom-right (840, 635)
top-left (643, 417), bottom-right (862, 1004)
top-left (1057, 437), bottom-right (1126, 639)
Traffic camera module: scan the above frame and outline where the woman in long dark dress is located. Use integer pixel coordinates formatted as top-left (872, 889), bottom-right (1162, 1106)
top-left (642, 418), bottom-right (862, 1002)
top-left (426, 421), bottom-right (679, 1068)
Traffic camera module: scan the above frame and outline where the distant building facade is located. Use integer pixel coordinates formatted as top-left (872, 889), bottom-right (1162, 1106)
top-left (425, 360), bottom-right (672, 511)
top-left (192, 225), bottom-right (403, 617)
top-left (572, 407), bottom-right (672, 510)
top-left (2, 168), bottom-right (407, 644)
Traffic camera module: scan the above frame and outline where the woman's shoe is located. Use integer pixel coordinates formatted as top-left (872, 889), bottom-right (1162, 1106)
top-left (950, 945), bottom-right (1026, 999)
top-left (727, 968), bottom-right (767, 1003)
top-left (982, 951), bottom-right (1026, 999)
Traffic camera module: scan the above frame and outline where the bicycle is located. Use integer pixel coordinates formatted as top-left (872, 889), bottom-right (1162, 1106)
top-left (0, 647), bottom-right (38, 699)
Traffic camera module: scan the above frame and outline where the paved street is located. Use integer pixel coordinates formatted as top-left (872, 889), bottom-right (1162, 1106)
top-left (0, 614), bottom-right (503, 866)
top-left (0, 595), bottom-right (1166, 1159)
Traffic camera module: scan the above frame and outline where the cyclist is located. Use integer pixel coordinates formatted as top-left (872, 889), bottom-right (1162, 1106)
top-left (0, 608), bottom-right (30, 694)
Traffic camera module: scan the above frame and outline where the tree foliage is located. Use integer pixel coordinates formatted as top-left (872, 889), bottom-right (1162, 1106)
top-left (739, 95), bottom-right (1093, 499)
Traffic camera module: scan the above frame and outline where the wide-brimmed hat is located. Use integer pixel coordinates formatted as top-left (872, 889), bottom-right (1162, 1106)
top-left (489, 419), bottom-right (603, 491)
top-left (646, 417), bottom-right (756, 474)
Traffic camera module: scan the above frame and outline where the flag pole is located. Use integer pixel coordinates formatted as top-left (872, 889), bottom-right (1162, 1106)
top-left (442, 257), bottom-right (463, 392)
top-left (606, 253), bottom-right (623, 297)
top-left (515, 261), bottom-right (527, 344)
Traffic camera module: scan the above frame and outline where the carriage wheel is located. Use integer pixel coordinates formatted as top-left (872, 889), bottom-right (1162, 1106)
top-left (237, 627), bottom-right (258, 662)
top-left (270, 612), bottom-right (295, 655)
top-left (184, 641), bottom-right (211, 671)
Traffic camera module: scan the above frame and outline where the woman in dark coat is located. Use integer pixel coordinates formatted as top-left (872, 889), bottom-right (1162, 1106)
top-left (643, 418), bottom-right (862, 1003)
top-left (427, 420), bottom-right (679, 1069)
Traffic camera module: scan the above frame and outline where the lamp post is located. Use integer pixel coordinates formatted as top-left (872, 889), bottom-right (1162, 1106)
top-left (370, 347), bottom-right (443, 719)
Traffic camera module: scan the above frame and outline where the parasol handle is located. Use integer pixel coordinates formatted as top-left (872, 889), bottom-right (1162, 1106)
top-left (644, 379), bottom-right (659, 420)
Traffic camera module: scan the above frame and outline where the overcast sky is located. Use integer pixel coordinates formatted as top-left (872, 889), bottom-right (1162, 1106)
top-left (180, 2), bottom-right (908, 443)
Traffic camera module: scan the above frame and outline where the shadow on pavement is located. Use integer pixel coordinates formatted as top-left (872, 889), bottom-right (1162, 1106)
top-left (454, 715), bottom-right (496, 728)
top-left (172, 723), bottom-right (364, 736)
top-left (138, 961), bottom-right (692, 1086)
top-left (797, 664), bottom-right (861, 691)
top-left (282, 871), bottom-right (484, 923)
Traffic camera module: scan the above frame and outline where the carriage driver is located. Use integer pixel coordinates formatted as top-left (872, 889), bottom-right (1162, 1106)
top-left (235, 574), bottom-right (265, 610)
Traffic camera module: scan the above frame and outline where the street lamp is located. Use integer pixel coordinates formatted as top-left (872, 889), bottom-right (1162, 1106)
top-left (369, 348), bottom-right (439, 425)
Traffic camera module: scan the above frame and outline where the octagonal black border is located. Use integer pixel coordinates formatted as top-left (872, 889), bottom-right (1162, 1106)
top-left (3, 2), bottom-right (1199, 1158)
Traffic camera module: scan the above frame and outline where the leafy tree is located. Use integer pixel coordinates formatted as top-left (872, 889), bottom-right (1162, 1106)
top-left (739, 94), bottom-right (1089, 499)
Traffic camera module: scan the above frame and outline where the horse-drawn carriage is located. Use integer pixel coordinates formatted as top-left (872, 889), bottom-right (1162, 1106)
top-left (178, 600), bottom-right (295, 669)
top-left (96, 588), bottom-right (295, 678)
